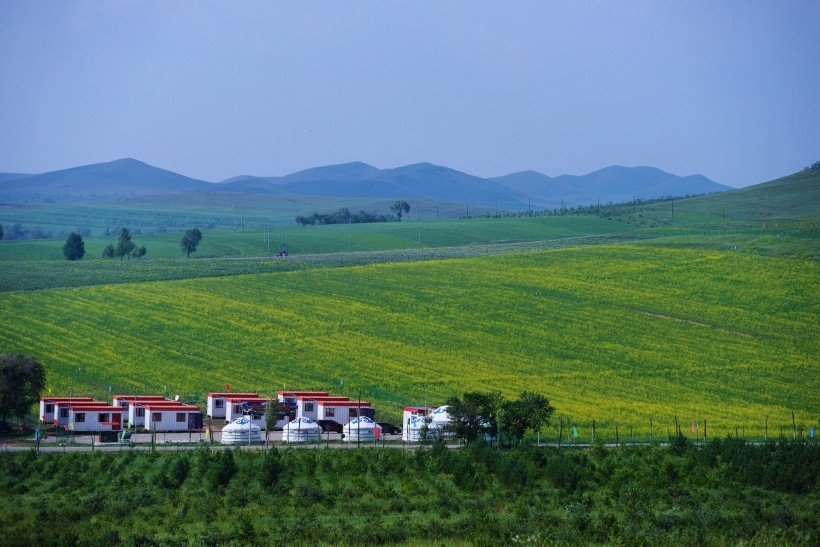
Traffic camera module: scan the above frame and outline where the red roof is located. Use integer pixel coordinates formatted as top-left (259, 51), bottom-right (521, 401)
top-left (226, 397), bottom-right (275, 403)
top-left (297, 395), bottom-right (350, 402)
top-left (41, 397), bottom-right (94, 402)
top-left (113, 395), bottom-right (166, 401)
top-left (69, 405), bottom-right (124, 411)
top-left (278, 391), bottom-right (329, 397)
top-left (207, 392), bottom-right (258, 398)
top-left (403, 406), bottom-right (438, 412)
top-left (318, 400), bottom-right (371, 407)
top-left (145, 404), bottom-right (200, 411)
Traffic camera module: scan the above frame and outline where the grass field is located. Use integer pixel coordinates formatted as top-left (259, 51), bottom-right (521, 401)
top-left (1, 243), bottom-right (816, 438)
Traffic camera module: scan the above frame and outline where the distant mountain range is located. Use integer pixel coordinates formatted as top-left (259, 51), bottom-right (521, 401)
top-left (0, 158), bottom-right (731, 209)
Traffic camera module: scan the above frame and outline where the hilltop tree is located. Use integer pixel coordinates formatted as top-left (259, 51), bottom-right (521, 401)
top-left (390, 200), bottom-right (410, 220)
top-left (102, 244), bottom-right (115, 258)
top-left (0, 353), bottom-right (46, 424)
top-left (62, 232), bottom-right (85, 261)
top-left (114, 227), bottom-right (136, 260)
top-left (181, 228), bottom-right (202, 257)
top-left (0, 223), bottom-right (3, 240)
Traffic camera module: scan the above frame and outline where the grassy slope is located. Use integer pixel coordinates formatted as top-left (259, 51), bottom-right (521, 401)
top-left (0, 216), bottom-right (636, 291)
top-left (1, 245), bottom-right (816, 436)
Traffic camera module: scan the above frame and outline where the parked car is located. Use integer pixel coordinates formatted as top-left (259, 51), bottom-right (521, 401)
top-left (316, 419), bottom-right (343, 433)
top-left (377, 422), bottom-right (402, 435)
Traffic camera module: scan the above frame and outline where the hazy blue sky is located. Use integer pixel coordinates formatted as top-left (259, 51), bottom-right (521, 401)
top-left (1, 1), bottom-right (816, 187)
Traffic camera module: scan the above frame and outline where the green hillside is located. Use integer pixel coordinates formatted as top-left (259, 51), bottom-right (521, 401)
top-left (1, 244), bottom-right (816, 437)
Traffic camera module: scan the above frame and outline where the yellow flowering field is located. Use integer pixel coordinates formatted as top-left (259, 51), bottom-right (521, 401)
top-left (1, 244), bottom-right (817, 439)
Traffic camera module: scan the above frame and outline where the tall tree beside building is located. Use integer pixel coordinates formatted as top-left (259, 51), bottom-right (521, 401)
top-left (62, 232), bottom-right (85, 261)
top-left (0, 353), bottom-right (46, 424)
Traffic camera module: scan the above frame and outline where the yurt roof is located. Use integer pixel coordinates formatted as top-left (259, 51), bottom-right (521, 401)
top-left (282, 417), bottom-right (321, 430)
top-left (223, 417), bottom-right (261, 432)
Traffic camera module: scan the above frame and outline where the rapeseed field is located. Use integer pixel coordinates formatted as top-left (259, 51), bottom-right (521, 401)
top-left (1, 244), bottom-right (816, 439)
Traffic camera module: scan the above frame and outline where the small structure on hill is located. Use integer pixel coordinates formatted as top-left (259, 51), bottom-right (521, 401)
top-left (144, 403), bottom-right (203, 432)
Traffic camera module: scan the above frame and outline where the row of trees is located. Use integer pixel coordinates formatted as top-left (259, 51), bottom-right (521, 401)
top-left (101, 228), bottom-right (146, 260)
top-left (295, 208), bottom-right (399, 226)
top-left (444, 390), bottom-right (555, 447)
top-left (59, 227), bottom-right (203, 261)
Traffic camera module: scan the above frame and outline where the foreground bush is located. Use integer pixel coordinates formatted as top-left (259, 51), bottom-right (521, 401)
top-left (0, 439), bottom-right (817, 545)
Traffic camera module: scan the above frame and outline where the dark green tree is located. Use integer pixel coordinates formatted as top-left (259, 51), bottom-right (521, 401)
top-left (390, 200), bottom-right (411, 220)
top-left (444, 391), bottom-right (502, 445)
top-left (500, 391), bottom-right (555, 447)
top-left (114, 227), bottom-right (135, 260)
top-left (132, 245), bottom-right (146, 260)
top-left (0, 353), bottom-right (46, 424)
top-left (0, 223), bottom-right (4, 240)
top-left (62, 232), bottom-right (85, 261)
top-left (181, 228), bottom-right (202, 257)
top-left (102, 244), bottom-right (115, 258)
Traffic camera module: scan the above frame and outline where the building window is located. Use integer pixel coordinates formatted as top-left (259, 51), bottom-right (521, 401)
top-left (60, 408), bottom-right (69, 418)
top-left (234, 405), bottom-right (242, 414)
top-left (45, 403), bottom-right (54, 413)
top-left (325, 407), bottom-right (335, 417)
top-left (176, 413), bottom-right (186, 423)
top-left (153, 412), bottom-right (162, 422)
top-left (75, 413), bottom-right (85, 423)
top-left (304, 402), bottom-right (314, 412)
top-left (350, 408), bottom-right (358, 418)
top-left (215, 399), bottom-right (224, 408)
top-left (98, 413), bottom-right (109, 423)
top-left (136, 407), bottom-right (145, 417)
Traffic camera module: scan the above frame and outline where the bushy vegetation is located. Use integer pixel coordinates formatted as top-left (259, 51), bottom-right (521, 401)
top-left (0, 440), bottom-right (816, 545)
top-left (295, 207), bottom-right (398, 226)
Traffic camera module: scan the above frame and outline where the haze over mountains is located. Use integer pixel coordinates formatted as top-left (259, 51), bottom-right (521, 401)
top-left (0, 158), bottom-right (731, 209)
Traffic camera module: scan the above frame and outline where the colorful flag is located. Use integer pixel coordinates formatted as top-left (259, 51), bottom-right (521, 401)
top-left (691, 422), bottom-right (696, 433)
top-left (811, 426), bottom-right (815, 439)
top-left (572, 426), bottom-right (578, 438)
top-left (225, 383), bottom-right (230, 391)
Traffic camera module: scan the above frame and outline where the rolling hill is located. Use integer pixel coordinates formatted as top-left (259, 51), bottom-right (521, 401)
top-left (492, 165), bottom-right (731, 207)
top-left (0, 158), bottom-right (212, 200)
top-left (0, 158), bottom-right (727, 211)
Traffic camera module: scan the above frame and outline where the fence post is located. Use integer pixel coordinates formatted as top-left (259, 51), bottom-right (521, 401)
top-left (558, 418), bottom-right (563, 447)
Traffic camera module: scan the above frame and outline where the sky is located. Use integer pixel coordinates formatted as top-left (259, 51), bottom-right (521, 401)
top-left (0, 1), bottom-right (817, 188)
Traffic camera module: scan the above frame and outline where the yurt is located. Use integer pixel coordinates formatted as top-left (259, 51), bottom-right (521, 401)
top-left (282, 417), bottom-right (321, 443)
top-left (402, 414), bottom-right (432, 442)
top-left (343, 416), bottom-right (381, 442)
top-left (430, 405), bottom-right (453, 438)
top-left (221, 417), bottom-right (262, 445)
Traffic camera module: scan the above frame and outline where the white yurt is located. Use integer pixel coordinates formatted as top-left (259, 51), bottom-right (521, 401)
top-left (282, 417), bottom-right (321, 443)
top-left (430, 405), bottom-right (453, 438)
top-left (402, 414), bottom-right (432, 442)
top-left (221, 417), bottom-right (262, 445)
top-left (343, 416), bottom-right (381, 442)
